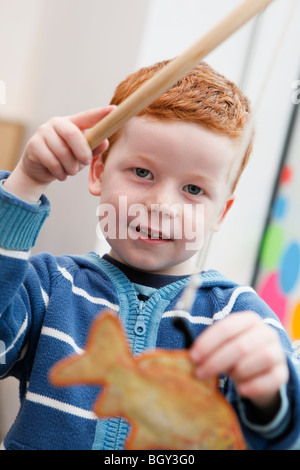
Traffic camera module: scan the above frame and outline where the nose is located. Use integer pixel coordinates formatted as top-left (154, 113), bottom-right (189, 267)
top-left (144, 181), bottom-right (180, 218)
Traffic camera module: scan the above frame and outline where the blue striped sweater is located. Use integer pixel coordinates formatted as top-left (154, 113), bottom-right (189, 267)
top-left (0, 171), bottom-right (300, 450)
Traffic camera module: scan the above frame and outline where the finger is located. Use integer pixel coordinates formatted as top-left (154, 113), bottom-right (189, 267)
top-left (193, 324), bottom-right (270, 379)
top-left (231, 341), bottom-right (287, 384)
top-left (237, 363), bottom-right (289, 400)
top-left (69, 106), bottom-right (117, 131)
top-left (190, 312), bottom-right (261, 364)
top-left (40, 124), bottom-right (81, 176)
top-left (32, 134), bottom-right (68, 181)
top-left (51, 118), bottom-right (92, 165)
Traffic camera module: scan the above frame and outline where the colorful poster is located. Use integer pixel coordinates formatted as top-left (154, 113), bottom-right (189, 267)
top-left (253, 101), bottom-right (300, 344)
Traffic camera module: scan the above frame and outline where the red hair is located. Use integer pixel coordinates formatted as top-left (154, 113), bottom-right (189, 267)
top-left (103, 60), bottom-right (253, 189)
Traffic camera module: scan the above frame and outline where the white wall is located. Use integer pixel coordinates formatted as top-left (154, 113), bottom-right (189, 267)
top-left (135, 0), bottom-right (253, 81)
top-left (1, 0), bottom-right (300, 443)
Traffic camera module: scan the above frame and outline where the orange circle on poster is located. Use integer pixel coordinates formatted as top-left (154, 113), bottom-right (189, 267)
top-left (280, 165), bottom-right (293, 184)
top-left (292, 301), bottom-right (300, 340)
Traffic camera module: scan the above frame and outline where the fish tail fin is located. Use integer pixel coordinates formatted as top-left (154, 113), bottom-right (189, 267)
top-left (87, 310), bottom-right (132, 375)
top-left (50, 310), bottom-right (131, 386)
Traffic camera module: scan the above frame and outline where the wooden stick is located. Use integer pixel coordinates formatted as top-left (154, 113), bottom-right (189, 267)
top-left (85, 0), bottom-right (274, 150)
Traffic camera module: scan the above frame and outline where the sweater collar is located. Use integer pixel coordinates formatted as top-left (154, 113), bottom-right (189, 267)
top-left (102, 254), bottom-right (188, 289)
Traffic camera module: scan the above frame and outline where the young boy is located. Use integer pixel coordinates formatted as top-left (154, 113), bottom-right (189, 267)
top-left (0, 61), bottom-right (300, 450)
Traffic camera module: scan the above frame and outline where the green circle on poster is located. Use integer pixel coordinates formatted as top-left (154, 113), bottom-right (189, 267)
top-left (260, 224), bottom-right (285, 271)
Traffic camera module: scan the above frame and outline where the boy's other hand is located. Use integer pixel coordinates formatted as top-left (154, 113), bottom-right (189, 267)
top-left (4, 106), bottom-right (115, 202)
top-left (189, 312), bottom-right (289, 416)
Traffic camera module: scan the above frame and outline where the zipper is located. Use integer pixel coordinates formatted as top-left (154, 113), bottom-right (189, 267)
top-left (134, 300), bottom-right (146, 336)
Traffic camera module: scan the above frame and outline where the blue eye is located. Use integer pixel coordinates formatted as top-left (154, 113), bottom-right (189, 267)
top-left (183, 184), bottom-right (204, 196)
top-left (134, 168), bottom-right (152, 179)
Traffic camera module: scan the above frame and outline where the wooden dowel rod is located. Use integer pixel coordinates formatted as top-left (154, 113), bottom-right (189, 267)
top-left (85, 0), bottom-right (274, 150)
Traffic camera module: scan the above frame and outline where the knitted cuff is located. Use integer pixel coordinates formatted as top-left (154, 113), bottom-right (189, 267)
top-left (0, 172), bottom-right (50, 251)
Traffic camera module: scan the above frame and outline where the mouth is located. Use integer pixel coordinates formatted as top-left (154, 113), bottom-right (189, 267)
top-left (135, 225), bottom-right (172, 241)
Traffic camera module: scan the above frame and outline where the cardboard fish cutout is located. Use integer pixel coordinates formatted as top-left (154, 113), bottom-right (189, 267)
top-left (50, 310), bottom-right (246, 450)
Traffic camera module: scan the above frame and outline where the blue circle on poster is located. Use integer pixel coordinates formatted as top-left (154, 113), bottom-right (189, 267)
top-left (272, 196), bottom-right (288, 220)
top-left (279, 242), bottom-right (300, 294)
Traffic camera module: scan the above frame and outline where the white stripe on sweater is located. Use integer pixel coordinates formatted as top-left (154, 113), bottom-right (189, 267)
top-left (0, 247), bottom-right (30, 260)
top-left (41, 326), bottom-right (84, 355)
top-left (163, 286), bottom-right (285, 333)
top-left (264, 317), bottom-right (285, 331)
top-left (26, 391), bottom-right (97, 420)
top-left (162, 310), bottom-right (213, 325)
top-left (212, 286), bottom-right (255, 321)
top-left (56, 264), bottom-right (119, 311)
top-left (41, 287), bottom-right (49, 308)
top-left (0, 442), bottom-right (6, 450)
top-left (212, 286), bottom-right (285, 332)
top-left (163, 286), bottom-right (254, 325)
top-left (0, 312), bottom-right (28, 361)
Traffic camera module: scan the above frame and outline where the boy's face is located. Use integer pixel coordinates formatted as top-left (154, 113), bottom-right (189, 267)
top-left (89, 117), bottom-right (238, 275)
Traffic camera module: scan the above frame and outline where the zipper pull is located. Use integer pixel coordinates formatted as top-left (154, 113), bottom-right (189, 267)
top-left (134, 300), bottom-right (146, 336)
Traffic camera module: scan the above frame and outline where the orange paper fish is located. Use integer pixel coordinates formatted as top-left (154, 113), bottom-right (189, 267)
top-left (50, 310), bottom-right (246, 450)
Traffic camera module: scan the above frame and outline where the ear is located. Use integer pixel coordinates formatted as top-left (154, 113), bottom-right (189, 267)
top-left (88, 156), bottom-right (104, 196)
top-left (211, 194), bottom-right (235, 232)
